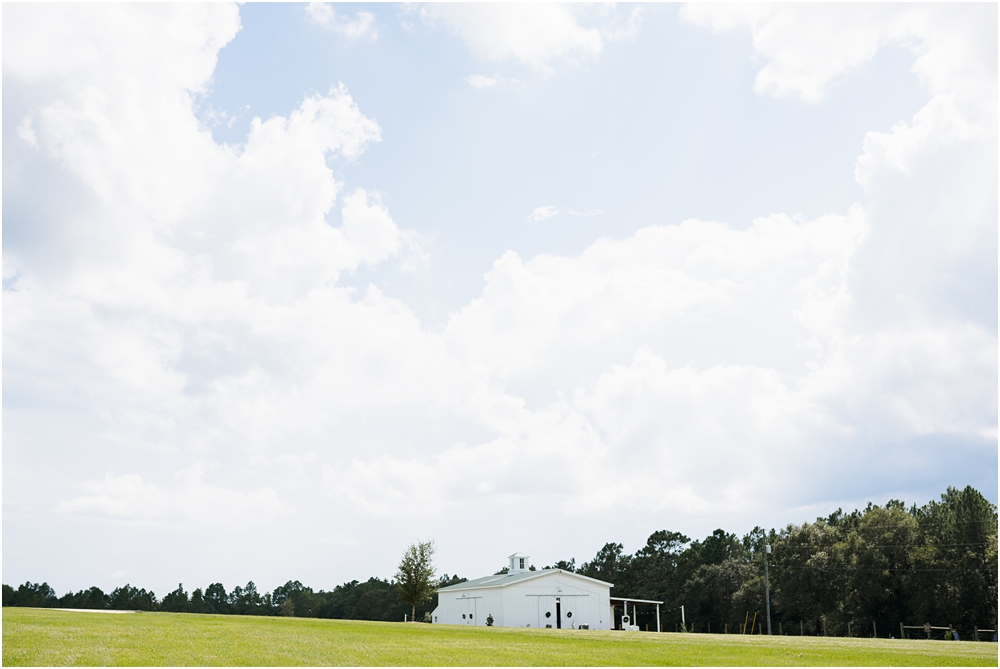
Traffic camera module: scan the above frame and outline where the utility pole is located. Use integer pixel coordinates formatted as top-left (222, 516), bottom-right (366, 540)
top-left (681, 605), bottom-right (685, 632)
top-left (764, 544), bottom-right (772, 635)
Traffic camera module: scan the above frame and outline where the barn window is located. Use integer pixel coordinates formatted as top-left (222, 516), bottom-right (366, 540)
top-left (519, 558), bottom-right (525, 569)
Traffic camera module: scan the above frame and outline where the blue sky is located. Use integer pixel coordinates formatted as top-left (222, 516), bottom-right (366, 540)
top-left (203, 4), bottom-right (930, 326)
top-left (3, 3), bottom-right (996, 595)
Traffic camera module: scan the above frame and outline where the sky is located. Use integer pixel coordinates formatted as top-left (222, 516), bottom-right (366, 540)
top-left (3, 3), bottom-right (997, 597)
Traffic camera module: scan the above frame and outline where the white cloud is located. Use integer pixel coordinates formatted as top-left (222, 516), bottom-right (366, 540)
top-left (466, 74), bottom-right (500, 89)
top-left (3, 4), bottom-right (435, 507)
top-left (16, 117), bottom-right (38, 148)
top-left (680, 3), bottom-right (998, 114)
top-left (680, 4), bottom-right (887, 104)
top-left (597, 5), bottom-right (644, 43)
top-left (2, 3), bottom-right (994, 592)
top-left (528, 206), bottom-right (559, 222)
top-left (306, 3), bottom-right (378, 40)
top-left (422, 4), bottom-right (603, 72)
top-left (446, 209), bottom-right (869, 385)
top-left (57, 466), bottom-right (287, 527)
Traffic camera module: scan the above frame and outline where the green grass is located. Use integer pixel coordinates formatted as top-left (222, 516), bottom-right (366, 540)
top-left (3, 608), bottom-right (997, 666)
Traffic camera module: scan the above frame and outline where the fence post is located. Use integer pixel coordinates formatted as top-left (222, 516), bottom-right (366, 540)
top-left (900, 622), bottom-right (905, 639)
top-left (848, 622), bottom-right (851, 637)
top-left (873, 621), bottom-right (877, 638)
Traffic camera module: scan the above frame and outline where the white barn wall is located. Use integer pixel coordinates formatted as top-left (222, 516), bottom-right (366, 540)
top-left (434, 587), bottom-right (504, 626)
top-left (501, 572), bottom-right (610, 630)
top-left (433, 568), bottom-right (612, 631)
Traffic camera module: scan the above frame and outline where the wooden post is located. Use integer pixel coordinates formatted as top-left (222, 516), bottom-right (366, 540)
top-left (848, 622), bottom-right (851, 637)
top-left (801, 621), bottom-right (804, 636)
top-left (750, 612), bottom-right (758, 635)
top-left (725, 623), bottom-right (728, 634)
top-left (974, 626), bottom-right (978, 640)
top-left (708, 623), bottom-right (711, 634)
top-left (822, 618), bottom-right (827, 636)
top-left (743, 612), bottom-right (749, 635)
top-left (759, 623), bottom-right (762, 635)
top-left (873, 621), bottom-right (877, 638)
top-left (779, 622), bottom-right (782, 636)
top-left (900, 622), bottom-right (905, 639)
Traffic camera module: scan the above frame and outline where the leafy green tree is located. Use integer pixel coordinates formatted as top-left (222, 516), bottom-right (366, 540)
top-left (395, 540), bottom-right (436, 623)
top-left (579, 542), bottom-right (632, 586)
top-left (630, 531), bottom-right (691, 629)
top-left (58, 586), bottom-right (110, 610)
top-left (3, 584), bottom-right (15, 607)
top-left (230, 581), bottom-right (265, 615)
top-left (684, 559), bottom-right (756, 631)
top-left (914, 485), bottom-right (998, 635)
top-left (109, 584), bottom-right (157, 611)
top-left (160, 583), bottom-right (190, 612)
top-left (204, 583), bottom-right (229, 614)
top-left (13, 582), bottom-right (58, 608)
top-left (769, 519), bottom-right (840, 634)
top-left (190, 588), bottom-right (210, 613)
top-left (273, 580), bottom-right (319, 617)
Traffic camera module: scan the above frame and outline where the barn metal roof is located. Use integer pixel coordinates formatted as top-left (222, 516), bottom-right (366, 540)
top-left (437, 568), bottom-right (613, 592)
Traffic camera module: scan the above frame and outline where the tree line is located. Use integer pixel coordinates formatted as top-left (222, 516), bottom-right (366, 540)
top-left (560, 485), bottom-right (996, 639)
top-left (3, 485), bottom-right (995, 639)
top-left (2, 576), bottom-right (465, 623)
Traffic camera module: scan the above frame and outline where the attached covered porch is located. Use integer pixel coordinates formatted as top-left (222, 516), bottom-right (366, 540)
top-left (610, 596), bottom-right (664, 632)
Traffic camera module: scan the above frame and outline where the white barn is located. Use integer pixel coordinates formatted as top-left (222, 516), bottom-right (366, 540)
top-left (432, 552), bottom-right (614, 630)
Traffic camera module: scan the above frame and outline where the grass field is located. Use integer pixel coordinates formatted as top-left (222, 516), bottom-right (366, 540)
top-left (3, 608), bottom-right (997, 666)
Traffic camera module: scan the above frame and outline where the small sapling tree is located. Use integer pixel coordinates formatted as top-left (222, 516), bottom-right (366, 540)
top-left (396, 540), bottom-right (436, 623)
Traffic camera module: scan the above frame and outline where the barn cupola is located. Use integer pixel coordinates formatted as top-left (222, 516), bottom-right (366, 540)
top-left (508, 552), bottom-right (530, 574)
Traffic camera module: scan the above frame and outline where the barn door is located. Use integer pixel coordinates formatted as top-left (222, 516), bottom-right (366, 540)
top-left (463, 599), bottom-right (476, 625)
top-left (538, 596), bottom-right (557, 628)
top-left (562, 598), bottom-right (576, 629)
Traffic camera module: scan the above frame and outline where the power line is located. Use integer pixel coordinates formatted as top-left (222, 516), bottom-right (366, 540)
top-left (816, 519), bottom-right (995, 530)
top-left (772, 565), bottom-right (997, 573)
top-left (781, 542), bottom-right (989, 549)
